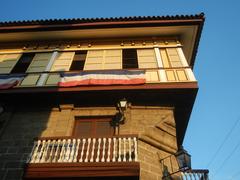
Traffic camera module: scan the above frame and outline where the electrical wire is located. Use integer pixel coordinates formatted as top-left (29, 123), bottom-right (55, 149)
top-left (212, 135), bottom-right (240, 178)
top-left (206, 116), bottom-right (240, 168)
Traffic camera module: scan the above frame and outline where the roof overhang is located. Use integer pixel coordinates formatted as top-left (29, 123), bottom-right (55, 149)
top-left (0, 14), bottom-right (204, 67)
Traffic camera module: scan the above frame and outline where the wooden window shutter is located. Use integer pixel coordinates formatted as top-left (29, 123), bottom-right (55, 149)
top-left (26, 53), bottom-right (52, 72)
top-left (50, 52), bottom-right (75, 71)
top-left (160, 49), bottom-right (170, 68)
top-left (0, 54), bottom-right (22, 74)
top-left (137, 49), bottom-right (158, 68)
top-left (103, 49), bottom-right (122, 69)
top-left (84, 50), bottom-right (104, 70)
top-left (166, 48), bottom-right (183, 67)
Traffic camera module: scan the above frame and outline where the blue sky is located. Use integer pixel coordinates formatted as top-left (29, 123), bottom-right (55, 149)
top-left (1, 0), bottom-right (240, 179)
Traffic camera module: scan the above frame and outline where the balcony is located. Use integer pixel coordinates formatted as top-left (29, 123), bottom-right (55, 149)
top-left (24, 135), bottom-right (139, 180)
top-left (161, 153), bottom-right (209, 180)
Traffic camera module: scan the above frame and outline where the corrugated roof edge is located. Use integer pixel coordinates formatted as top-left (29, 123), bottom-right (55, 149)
top-left (0, 13), bottom-right (205, 26)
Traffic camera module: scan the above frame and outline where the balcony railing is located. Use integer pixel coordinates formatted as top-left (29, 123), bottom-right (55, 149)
top-left (163, 169), bottom-right (209, 180)
top-left (28, 135), bottom-right (138, 164)
top-left (160, 154), bottom-right (209, 180)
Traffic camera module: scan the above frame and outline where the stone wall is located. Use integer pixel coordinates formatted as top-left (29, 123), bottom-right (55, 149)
top-left (121, 106), bottom-right (178, 180)
top-left (0, 105), bottom-right (178, 180)
top-left (0, 108), bottom-right (50, 180)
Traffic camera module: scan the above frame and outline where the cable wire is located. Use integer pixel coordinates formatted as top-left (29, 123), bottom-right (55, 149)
top-left (206, 116), bottom-right (240, 168)
top-left (213, 135), bottom-right (240, 177)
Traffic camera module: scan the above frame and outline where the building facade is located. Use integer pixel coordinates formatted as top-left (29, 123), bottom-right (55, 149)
top-left (0, 14), bottom-right (208, 180)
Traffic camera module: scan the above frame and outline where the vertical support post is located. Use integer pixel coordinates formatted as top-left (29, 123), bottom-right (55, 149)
top-left (177, 47), bottom-right (196, 81)
top-left (154, 47), bottom-right (167, 82)
top-left (36, 51), bottom-right (58, 86)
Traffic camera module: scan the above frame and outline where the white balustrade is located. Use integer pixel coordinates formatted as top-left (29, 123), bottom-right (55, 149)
top-left (30, 140), bottom-right (41, 163)
top-left (90, 138), bottom-right (96, 162)
top-left (84, 138), bottom-right (91, 162)
top-left (73, 139), bottom-right (80, 162)
top-left (79, 138), bottom-right (86, 162)
top-left (53, 140), bottom-right (61, 162)
top-left (29, 136), bottom-right (138, 164)
top-left (112, 138), bottom-right (116, 162)
top-left (96, 138), bottom-right (101, 162)
top-left (101, 138), bottom-right (106, 162)
top-left (128, 137), bottom-right (132, 162)
top-left (64, 139), bottom-right (71, 162)
top-left (58, 139), bottom-right (66, 162)
top-left (106, 138), bottom-right (111, 162)
top-left (118, 138), bottom-right (122, 162)
top-left (48, 140), bottom-right (56, 162)
top-left (133, 137), bottom-right (138, 161)
top-left (40, 140), bottom-right (50, 163)
top-left (123, 138), bottom-right (126, 162)
top-left (36, 140), bottom-right (46, 163)
top-left (69, 139), bottom-right (76, 162)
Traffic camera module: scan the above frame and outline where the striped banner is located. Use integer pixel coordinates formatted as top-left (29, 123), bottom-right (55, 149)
top-left (58, 70), bottom-right (146, 87)
top-left (0, 74), bottom-right (25, 89)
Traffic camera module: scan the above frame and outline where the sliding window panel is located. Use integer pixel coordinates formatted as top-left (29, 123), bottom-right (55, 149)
top-left (145, 70), bottom-right (160, 82)
top-left (50, 52), bottom-right (75, 71)
top-left (176, 69), bottom-right (188, 81)
top-left (84, 50), bottom-right (104, 70)
top-left (20, 74), bottom-right (40, 86)
top-left (166, 48), bottom-right (183, 67)
top-left (160, 49), bottom-right (170, 68)
top-left (45, 73), bottom-right (61, 86)
top-left (104, 49), bottom-right (122, 70)
top-left (26, 53), bottom-right (52, 73)
top-left (137, 49), bottom-right (158, 69)
top-left (0, 54), bottom-right (22, 74)
top-left (22, 53), bottom-right (52, 86)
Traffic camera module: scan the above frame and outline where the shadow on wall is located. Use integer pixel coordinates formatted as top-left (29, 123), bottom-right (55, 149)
top-left (0, 105), bottom-right (51, 180)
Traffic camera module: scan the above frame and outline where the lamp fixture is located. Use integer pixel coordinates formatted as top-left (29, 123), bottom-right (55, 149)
top-left (160, 145), bottom-right (192, 179)
top-left (118, 98), bottom-right (128, 111)
top-left (113, 98), bottom-right (128, 125)
top-left (175, 146), bottom-right (191, 170)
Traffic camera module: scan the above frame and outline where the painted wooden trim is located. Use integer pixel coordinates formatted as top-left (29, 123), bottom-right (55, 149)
top-left (0, 82), bottom-right (198, 94)
top-left (154, 47), bottom-right (167, 82)
top-left (177, 47), bottom-right (189, 66)
top-left (0, 44), bottom-right (182, 55)
top-left (176, 48), bottom-right (197, 81)
top-left (36, 52), bottom-right (58, 86)
top-left (23, 162), bottom-right (140, 179)
top-left (186, 68), bottom-right (197, 81)
top-left (46, 51), bottom-right (59, 71)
